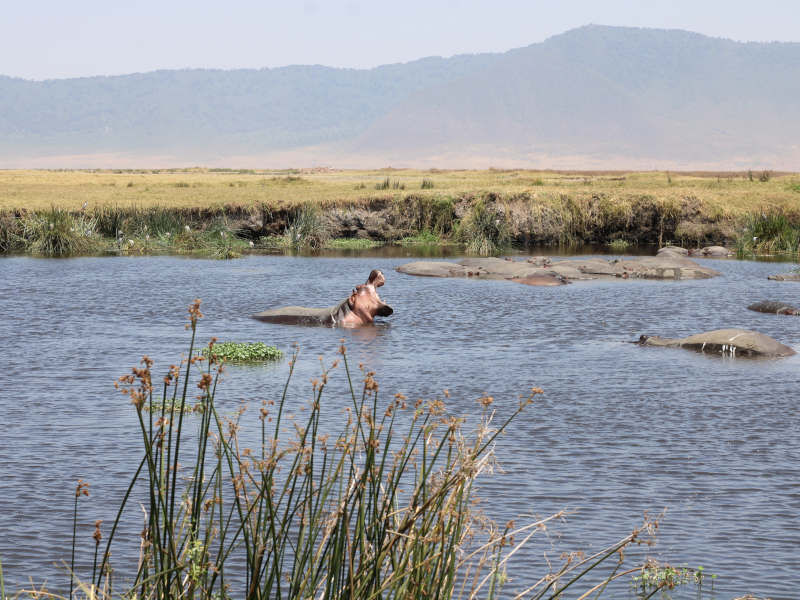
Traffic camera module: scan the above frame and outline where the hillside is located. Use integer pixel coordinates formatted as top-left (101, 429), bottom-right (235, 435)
top-left (2, 25), bottom-right (799, 168)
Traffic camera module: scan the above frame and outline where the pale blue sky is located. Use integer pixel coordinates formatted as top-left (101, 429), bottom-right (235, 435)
top-left (3, 0), bottom-right (799, 80)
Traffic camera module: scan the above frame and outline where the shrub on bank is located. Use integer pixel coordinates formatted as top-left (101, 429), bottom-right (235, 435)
top-left (21, 207), bottom-right (99, 256)
top-left (457, 200), bottom-right (510, 255)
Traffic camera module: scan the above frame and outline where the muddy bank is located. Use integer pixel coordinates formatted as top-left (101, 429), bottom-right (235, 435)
top-left (0, 191), bottom-right (791, 255)
top-left (233, 193), bottom-right (738, 247)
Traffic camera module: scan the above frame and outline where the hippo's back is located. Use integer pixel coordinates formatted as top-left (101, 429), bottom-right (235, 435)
top-left (252, 306), bottom-right (335, 325)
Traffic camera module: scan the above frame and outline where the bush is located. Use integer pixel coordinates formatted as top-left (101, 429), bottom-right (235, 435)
top-left (285, 204), bottom-right (329, 250)
top-left (0, 212), bottom-right (25, 253)
top-left (21, 207), bottom-right (98, 256)
top-left (736, 210), bottom-right (800, 256)
top-left (458, 200), bottom-right (510, 256)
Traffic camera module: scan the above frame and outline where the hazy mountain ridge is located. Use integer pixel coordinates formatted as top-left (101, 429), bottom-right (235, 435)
top-left (2, 25), bottom-right (799, 168)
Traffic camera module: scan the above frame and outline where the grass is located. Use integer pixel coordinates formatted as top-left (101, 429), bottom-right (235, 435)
top-left (8, 300), bottom-right (688, 600)
top-left (2, 169), bottom-right (800, 255)
top-left (458, 200), bottom-right (510, 256)
top-left (21, 206), bottom-right (99, 256)
top-left (735, 210), bottom-right (800, 257)
top-left (285, 204), bottom-right (329, 250)
top-left (1, 169), bottom-right (799, 215)
top-left (200, 341), bottom-right (282, 363)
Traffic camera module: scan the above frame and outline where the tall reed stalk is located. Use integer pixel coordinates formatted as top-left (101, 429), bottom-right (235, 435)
top-left (40, 300), bottom-right (660, 600)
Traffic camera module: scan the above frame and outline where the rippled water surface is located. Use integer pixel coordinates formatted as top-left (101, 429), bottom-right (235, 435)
top-left (1, 252), bottom-right (799, 598)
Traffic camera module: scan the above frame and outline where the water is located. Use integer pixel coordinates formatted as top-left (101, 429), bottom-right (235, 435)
top-left (1, 252), bottom-right (799, 598)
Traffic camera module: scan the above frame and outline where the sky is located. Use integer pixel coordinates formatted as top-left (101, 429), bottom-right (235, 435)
top-left (2, 0), bottom-right (799, 80)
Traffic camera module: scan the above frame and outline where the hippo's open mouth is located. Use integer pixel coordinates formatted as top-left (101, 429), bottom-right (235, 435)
top-left (377, 304), bottom-right (393, 317)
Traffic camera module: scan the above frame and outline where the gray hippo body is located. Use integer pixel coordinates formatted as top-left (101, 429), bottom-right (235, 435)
top-left (692, 245), bottom-right (733, 257)
top-left (253, 299), bottom-right (352, 326)
top-left (747, 301), bottom-right (800, 316)
top-left (638, 329), bottom-right (795, 358)
top-left (768, 272), bottom-right (800, 282)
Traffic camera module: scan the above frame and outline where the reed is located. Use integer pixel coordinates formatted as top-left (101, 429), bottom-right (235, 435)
top-left (736, 210), bottom-right (800, 256)
top-left (21, 207), bottom-right (99, 256)
top-left (458, 200), bottom-right (510, 256)
top-left (14, 301), bottom-right (664, 600)
top-left (285, 204), bottom-right (329, 250)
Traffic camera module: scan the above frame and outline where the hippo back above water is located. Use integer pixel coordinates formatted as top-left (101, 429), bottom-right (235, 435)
top-left (638, 329), bottom-right (795, 358)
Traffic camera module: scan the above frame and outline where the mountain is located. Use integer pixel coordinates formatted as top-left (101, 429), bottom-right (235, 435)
top-left (2, 25), bottom-right (799, 169)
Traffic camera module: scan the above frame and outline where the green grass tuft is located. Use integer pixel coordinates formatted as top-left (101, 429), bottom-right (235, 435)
top-left (458, 200), bottom-right (509, 256)
top-left (325, 237), bottom-right (383, 249)
top-left (736, 210), bottom-right (800, 256)
top-left (21, 207), bottom-right (99, 256)
top-left (285, 204), bottom-right (329, 250)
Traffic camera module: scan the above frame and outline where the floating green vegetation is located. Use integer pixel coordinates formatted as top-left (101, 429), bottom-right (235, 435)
top-left (200, 341), bottom-right (282, 363)
top-left (607, 238), bottom-right (631, 251)
top-left (632, 561), bottom-right (715, 597)
top-left (325, 237), bottom-right (383, 249)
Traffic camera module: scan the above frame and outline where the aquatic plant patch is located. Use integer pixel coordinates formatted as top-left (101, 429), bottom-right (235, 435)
top-left (325, 237), bottom-right (383, 249)
top-left (200, 341), bottom-right (282, 363)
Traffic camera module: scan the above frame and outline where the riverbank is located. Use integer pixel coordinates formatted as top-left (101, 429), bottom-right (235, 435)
top-left (2, 168), bottom-right (800, 256)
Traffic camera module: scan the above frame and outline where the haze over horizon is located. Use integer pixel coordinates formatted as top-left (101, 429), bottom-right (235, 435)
top-left (2, 0), bottom-right (799, 81)
top-left (3, 2), bottom-right (800, 170)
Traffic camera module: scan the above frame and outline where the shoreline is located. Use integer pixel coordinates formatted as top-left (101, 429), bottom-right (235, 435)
top-left (2, 168), bottom-right (800, 257)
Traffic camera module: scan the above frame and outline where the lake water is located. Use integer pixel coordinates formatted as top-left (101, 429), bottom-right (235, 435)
top-left (1, 251), bottom-right (799, 598)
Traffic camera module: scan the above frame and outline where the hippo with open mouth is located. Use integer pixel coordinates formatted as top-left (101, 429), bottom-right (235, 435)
top-left (253, 269), bottom-right (393, 327)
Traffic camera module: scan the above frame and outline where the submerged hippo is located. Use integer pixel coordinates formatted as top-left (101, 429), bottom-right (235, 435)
top-left (747, 301), bottom-right (800, 316)
top-left (253, 270), bottom-right (393, 326)
top-left (637, 329), bottom-right (795, 358)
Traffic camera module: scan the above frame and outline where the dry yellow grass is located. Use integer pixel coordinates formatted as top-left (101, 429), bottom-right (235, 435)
top-left (2, 168), bottom-right (799, 217)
